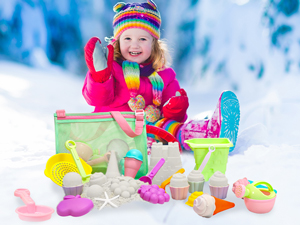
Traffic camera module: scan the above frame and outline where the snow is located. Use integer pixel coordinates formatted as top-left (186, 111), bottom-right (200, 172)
top-left (1, 60), bottom-right (299, 224)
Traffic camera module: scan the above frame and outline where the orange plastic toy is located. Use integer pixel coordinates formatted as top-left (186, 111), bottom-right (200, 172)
top-left (212, 196), bottom-right (235, 215)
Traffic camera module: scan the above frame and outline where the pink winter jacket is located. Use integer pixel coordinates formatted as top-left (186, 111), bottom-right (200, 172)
top-left (82, 61), bottom-right (181, 114)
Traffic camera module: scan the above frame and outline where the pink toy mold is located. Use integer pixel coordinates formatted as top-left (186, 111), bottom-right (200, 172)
top-left (57, 195), bottom-right (94, 217)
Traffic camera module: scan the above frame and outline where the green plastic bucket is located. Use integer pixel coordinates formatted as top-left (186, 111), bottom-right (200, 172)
top-left (184, 138), bottom-right (233, 181)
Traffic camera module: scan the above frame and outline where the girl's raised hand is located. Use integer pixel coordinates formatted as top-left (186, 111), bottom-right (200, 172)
top-left (84, 37), bottom-right (114, 83)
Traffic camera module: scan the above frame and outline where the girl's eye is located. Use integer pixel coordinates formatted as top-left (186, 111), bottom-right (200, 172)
top-left (140, 38), bottom-right (147, 41)
top-left (124, 37), bottom-right (131, 40)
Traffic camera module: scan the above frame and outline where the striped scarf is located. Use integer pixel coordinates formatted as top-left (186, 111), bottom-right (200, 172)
top-left (123, 60), bottom-right (164, 122)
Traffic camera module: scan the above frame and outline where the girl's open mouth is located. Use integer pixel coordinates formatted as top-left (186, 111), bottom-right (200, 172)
top-left (129, 52), bottom-right (142, 56)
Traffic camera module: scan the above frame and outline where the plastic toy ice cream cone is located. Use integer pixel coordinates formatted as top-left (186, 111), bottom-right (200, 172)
top-left (193, 193), bottom-right (235, 218)
top-left (124, 158), bottom-right (143, 178)
top-left (212, 196), bottom-right (235, 215)
top-left (105, 151), bottom-right (120, 178)
top-left (124, 149), bottom-right (143, 178)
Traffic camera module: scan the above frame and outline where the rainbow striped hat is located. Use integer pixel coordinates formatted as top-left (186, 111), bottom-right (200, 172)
top-left (113, 0), bottom-right (161, 40)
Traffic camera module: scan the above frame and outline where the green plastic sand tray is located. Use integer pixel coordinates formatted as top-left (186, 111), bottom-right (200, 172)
top-left (185, 138), bottom-right (233, 181)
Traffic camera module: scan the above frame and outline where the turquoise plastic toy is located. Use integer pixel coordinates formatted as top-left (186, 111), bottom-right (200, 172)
top-left (124, 149), bottom-right (143, 161)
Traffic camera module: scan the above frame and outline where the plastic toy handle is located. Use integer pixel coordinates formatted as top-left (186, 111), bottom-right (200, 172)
top-left (65, 140), bottom-right (88, 178)
top-left (160, 168), bottom-right (185, 190)
top-left (148, 158), bottom-right (165, 180)
top-left (110, 110), bottom-right (144, 138)
top-left (252, 181), bottom-right (274, 192)
top-left (197, 145), bottom-right (215, 172)
top-left (14, 189), bottom-right (36, 213)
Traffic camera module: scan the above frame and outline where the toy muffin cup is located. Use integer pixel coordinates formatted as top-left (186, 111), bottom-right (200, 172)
top-left (169, 186), bottom-right (190, 200)
top-left (187, 170), bottom-right (205, 193)
top-left (62, 185), bottom-right (83, 196)
top-left (189, 181), bottom-right (204, 193)
top-left (209, 185), bottom-right (229, 199)
top-left (209, 171), bottom-right (229, 199)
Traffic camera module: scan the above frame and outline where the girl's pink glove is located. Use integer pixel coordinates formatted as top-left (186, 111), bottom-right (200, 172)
top-left (162, 89), bottom-right (189, 122)
top-left (84, 37), bottom-right (114, 83)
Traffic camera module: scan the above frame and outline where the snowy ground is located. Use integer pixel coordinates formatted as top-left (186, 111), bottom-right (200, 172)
top-left (1, 60), bottom-right (299, 224)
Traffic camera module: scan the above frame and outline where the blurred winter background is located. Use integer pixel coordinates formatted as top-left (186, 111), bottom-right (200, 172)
top-left (1, 0), bottom-right (300, 224)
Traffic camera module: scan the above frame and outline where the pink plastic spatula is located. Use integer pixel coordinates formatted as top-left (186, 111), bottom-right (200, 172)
top-left (14, 189), bottom-right (54, 222)
top-left (139, 158), bottom-right (165, 184)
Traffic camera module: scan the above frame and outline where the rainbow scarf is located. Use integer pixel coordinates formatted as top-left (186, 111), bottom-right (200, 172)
top-left (123, 60), bottom-right (164, 122)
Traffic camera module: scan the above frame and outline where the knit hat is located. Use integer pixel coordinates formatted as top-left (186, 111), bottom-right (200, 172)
top-left (113, 0), bottom-right (161, 40)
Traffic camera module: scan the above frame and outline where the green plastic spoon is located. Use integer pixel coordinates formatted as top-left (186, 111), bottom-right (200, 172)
top-left (65, 140), bottom-right (91, 184)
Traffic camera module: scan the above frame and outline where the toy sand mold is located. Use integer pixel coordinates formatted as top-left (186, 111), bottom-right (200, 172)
top-left (184, 138), bottom-right (233, 181)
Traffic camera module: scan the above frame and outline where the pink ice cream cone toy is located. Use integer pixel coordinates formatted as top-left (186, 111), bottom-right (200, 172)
top-left (124, 149), bottom-right (143, 179)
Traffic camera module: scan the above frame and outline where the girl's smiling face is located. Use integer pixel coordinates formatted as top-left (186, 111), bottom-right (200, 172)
top-left (119, 28), bottom-right (153, 64)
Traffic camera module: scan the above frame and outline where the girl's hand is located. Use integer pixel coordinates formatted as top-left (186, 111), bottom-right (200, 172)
top-left (162, 89), bottom-right (189, 122)
top-left (84, 37), bottom-right (114, 83)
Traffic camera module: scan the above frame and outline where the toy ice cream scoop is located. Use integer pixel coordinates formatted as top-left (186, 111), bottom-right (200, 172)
top-left (124, 149), bottom-right (143, 178)
top-left (193, 193), bottom-right (235, 218)
top-left (209, 171), bottom-right (229, 199)
top-left (139, 158), bottom-right (165, 184)
top-left (62, 172), bottom-right (83, 196)
top-left (235, 180), bottom-right (276, 214)
top-left (65, 140), bottom-right (91, 183)
top-left (169, 173), bottom-right (189, 200)
top-left (188, 170), bottom-right (205, 193)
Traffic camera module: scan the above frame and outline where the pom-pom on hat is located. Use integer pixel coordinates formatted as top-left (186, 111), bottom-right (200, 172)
top-left (113, 0), bottom-right (161, 40)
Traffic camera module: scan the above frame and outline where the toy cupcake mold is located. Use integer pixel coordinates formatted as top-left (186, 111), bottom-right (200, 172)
top-left (209, 171), bottom-right (229, 199)
top-left (62, 172), bottom-right (83, 196)
top-left (169, 174), bottom-right (189, 200)
top-left (188, 170), bottom-right (205, 193)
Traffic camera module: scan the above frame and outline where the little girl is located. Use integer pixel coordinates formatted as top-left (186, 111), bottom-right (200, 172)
top-left (82, 0), bottom-right (240, 152)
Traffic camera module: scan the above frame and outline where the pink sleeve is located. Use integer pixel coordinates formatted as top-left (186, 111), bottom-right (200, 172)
top-left (82, 71), bottom-right (114, 106)
top-left (160, 68), bottom-right (188, 123)
top-left (160, 68), bottom-right (180, 106)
